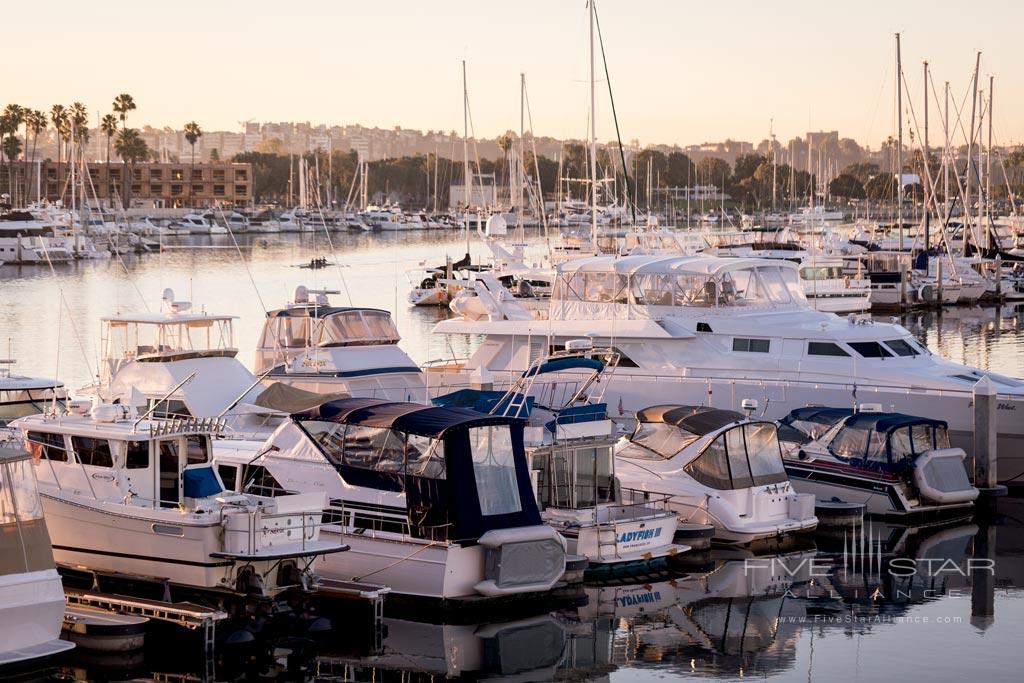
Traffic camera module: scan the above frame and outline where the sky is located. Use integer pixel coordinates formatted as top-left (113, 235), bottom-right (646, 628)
top-left (5, 0), bottom-right (1022, 149)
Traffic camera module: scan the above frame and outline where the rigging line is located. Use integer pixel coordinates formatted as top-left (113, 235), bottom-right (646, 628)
top-left (219, 209), bottom-right (268, 315)
top-left (522, 80), bottom-right (550, 246)
top-left (310, 177), bottom-right (354, 306)
top-left (38, 241), bottom-right (96, 382)
top-left (593, 0), bottom-right (635, 225)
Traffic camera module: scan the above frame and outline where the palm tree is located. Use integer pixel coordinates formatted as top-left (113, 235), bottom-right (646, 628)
top-left (25, 110), bottom-right (46, 203)
top-left (100, 114), bottom-right (118, 203)
top-left (2, 104), bottom-right (24, 203)
top-left (183, 121), bottom-right (202, 208)
top-left (112, 94), bottom-right (136, 133)
top-left (50, 104), bottom-right (69, 195)
top-left (114, 128), bottom-right (149, 208)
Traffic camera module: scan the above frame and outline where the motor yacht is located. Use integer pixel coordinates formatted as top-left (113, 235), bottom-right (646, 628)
top-left (171, 213), bottom-right (227, 235)
top-left (428, 254), bottom-right (1024, 482)
top-left (212, 397), bottom-right (570, 604)
top-left (613, 404), bottom-right (817, 544)
top-left (797, 257), bottom-right (871, 313)
top-left (433, 344), bottom-right (688, 568)
top-left (16, 403), bottom-right (343, 601)
top-left (0, 445), bottom-right (75, 667)
top-left (777, 406), bottom-right (978, 517)
top-left (254, 286), bottom-right (426, 402)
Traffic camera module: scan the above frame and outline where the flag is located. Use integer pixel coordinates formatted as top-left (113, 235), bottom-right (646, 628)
top-left (618, 396), bottom-right (624, 416)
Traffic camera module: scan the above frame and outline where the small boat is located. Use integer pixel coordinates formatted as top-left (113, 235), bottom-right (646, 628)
top-left (777, 406), bottom-right (978, 517)
top-left (17, 403), bottom-right (346, 602)
top-left (433, 342), bottom-right (688, 568)
top-left (614, 405), bottom-right (818, 544)
top-left (212, 397), bottom-right (571, 604)
top-left (0, 444), bottom-right (75, 667)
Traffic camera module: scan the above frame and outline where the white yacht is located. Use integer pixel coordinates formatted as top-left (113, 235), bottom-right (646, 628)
top-left (212, 397), bottom-right (570, 604)
top-left (798, 257), bottom-right (871, 312)
top-left (614, 405), bottom-right (817, 544)
top-left (254, 286), bottom-right (426, 403)
top-left (0, 445), bottom-right (75, 667)
top-left (429, 255), bottom-right (1024, 482)
top-left (171, 213), bottom-right (227, 235)
top-left (16, 404), bottom-right (342, 599)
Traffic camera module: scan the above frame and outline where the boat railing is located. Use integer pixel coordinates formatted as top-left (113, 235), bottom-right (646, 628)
top-left (220, 500), bottom-right (324, 556)
top-left (601, 487), bottom-right (676, 525)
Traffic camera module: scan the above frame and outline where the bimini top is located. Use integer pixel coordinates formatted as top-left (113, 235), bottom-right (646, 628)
top-left (292, 397), bottom-right (524, 438)
top-left (554, 253), bottom-right (801, 278)
top-left (637, 405), bottom-right (747, 435)
top-left (842, 412), bottom-right (948, 433)
top-left (782, 407), bottom-right (854, 427)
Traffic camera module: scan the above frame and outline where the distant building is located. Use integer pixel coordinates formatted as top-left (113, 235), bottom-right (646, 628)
top-left (449, 174), bottom-right (502, 209)
top-left (1, 161), bottom-right (253, 208)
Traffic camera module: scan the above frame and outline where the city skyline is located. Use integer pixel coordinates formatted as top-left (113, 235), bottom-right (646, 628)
top-left (4, 0), bottom-right (1023, 148)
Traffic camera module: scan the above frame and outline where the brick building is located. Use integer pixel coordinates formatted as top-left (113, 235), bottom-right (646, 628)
top-left (1, 161), bottom-right (253, 209)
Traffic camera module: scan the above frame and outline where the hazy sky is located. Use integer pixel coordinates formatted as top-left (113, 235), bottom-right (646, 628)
top-left (6, 0), bottom-right (1022, 148)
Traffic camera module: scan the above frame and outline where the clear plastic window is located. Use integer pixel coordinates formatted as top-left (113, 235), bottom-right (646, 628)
top-left (686, 438), bottom-right (732, 490)
top-left (468, 426), bottom-right (522, 516)
top-left (935, 428), bottom-right (951, 450)
top-left (725, 427), bottom-right (753, 488)
top-left (744, 423), bottom-right (788, 485)
top-left (407, 435), bottom-right (446, 479)
top-left (759, 267), bottom-right (792, 303)
top-left (865, 429), bottom-right (888, 463)
top-left (830, 427), bottom-right (867, 458)
top-left (890, 428), bottom-right (914, 459)
top-left (629, 422), bottom-right (700, 459)
top-left (911, 424), bottom-right (935, 454)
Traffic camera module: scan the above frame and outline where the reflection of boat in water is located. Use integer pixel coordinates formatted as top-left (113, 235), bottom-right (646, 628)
top-left (316, 614), bottom-right (567, 680)
top-left (557, 547), bottom-right (815, 679)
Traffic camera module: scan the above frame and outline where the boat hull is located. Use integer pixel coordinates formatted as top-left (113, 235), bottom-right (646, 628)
top-left (0, 569), bottom-right (72, 665)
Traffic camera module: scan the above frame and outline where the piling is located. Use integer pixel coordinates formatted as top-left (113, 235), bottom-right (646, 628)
top-left (937, 257), bottom-right (943, 306)
top-left (972, 376), bottom-right (1007, 503)
top-left (970, 522), bottom-right (996, 629)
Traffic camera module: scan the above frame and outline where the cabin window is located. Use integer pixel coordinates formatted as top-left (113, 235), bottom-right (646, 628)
top-left (882, 339), bottom-right (919, 357)
top-left (185, 435), bottom-right (209, 465)
top-left (217, 464), bottom-right (239, 490)
top-left (126, 441), bottom-right (149, 469)
top-left (71, 437), bottom-right (114, 468)
top-left (808, 341), bottom-right (849, 357)
top-left (891, 428), bottom-right (914, 460)
top-left (848, 341), bottom-right (893, 358)
top-left (468, 426), bottom-right (522, 516)
top-left (25, 431), bottom-right (68, 462)
top-left (242, 464), bottom-right (289, 497)
top-left (733, 338), bottom-right (770, 353)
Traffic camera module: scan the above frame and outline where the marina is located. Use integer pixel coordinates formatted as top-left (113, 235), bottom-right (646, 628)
top-left (2, 0), bottom-right (1024, 679)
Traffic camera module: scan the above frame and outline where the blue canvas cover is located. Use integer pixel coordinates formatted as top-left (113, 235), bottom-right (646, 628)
top-left (183, 466), bottom-right (224, 498)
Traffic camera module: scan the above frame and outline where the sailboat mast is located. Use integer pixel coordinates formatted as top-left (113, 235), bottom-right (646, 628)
top-left (943, 82), bottom-right (950, 220)
top-left (923, 61), bottom-right (930, 251)
top-left (986, 75), bottom-right (993, 249)
top-left (895, 33), bottom-right (904, 251)
top-left (965, 51), bottom-right (980, 256)
top-left (589, 0), bottom-right (598, 254)
top-left (462, 59), bottom-right (471, 256)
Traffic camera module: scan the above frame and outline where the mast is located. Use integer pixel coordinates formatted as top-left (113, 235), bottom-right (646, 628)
top-left (895, 33), bottom-right (904, 251)
top-left (770, 119), bottom-right (777, 213)
top-left (986, 75), bottom-right (993, 249)
top-left (588, 0), bottom-right (598, 254)
top-left (462, 59), bottom-right (471, 256)
top-left (943, 82), bottom-right (950, 221)
top-left (965, 51), bottom-right (980, 256)
top-left (923, 61), bottom-right (930, 251)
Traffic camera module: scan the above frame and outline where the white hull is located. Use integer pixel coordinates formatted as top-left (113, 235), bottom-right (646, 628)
top-left (0, 569), bottom-right (72, 666)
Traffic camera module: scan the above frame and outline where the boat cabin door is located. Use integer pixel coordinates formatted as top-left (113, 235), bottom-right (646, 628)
top-left (156, 438), bottom-right (181, 508)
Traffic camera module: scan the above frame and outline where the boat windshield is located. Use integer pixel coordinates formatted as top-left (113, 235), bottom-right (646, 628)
top-left (260, 310), bottom-right (400, 350)
top-left (627, 421), bottom-right (701, 459)
top-left (685, 423), bottom-right (788, 490)
top-left (301, 420), bottom-right (446, 480)
top-left (0, 391), bottom-right (60, 427)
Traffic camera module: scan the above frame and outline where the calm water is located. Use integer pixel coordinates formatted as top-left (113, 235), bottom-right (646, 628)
top-left (2, 232), bottom-right (1022, 681)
